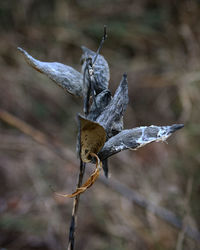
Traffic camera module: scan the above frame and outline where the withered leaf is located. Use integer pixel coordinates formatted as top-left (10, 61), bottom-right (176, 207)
top-left (55, 117), bottom-right (106, 198)
top-left (79, 115), bottom-right (106, 163)
top-left (55, 153), bottom-right (102, 198)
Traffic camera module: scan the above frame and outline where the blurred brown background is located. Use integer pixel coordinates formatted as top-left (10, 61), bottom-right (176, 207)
top-left (0, 0), bottom-right (200, 249)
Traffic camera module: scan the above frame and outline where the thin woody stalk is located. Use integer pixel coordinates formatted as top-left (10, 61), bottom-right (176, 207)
top-left (67, 28), bottom-right (108, 248)
top-left (67, 160), bottom-right (85, 250)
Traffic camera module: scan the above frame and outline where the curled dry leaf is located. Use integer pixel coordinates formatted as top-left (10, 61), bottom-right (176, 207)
top-left (79, 115), bottom-right (106, 163)
top-left (55, 153), bottom-right (102, 198)
top-left (55, 116), bottom-right (106, 198)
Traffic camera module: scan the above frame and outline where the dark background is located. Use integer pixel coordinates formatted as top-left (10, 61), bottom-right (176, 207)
top-left (0, 0), bottom-right (200, 249)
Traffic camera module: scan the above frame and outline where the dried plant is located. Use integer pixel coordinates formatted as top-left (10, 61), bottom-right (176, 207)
top-left (18, 27), bottom-right (184, 250)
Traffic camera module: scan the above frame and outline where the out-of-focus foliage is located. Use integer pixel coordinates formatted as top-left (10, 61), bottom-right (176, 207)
top-left (0, 0), bottom-right (200, 249)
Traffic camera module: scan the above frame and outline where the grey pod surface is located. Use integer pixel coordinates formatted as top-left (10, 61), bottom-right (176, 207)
top-left (81, 46), bottom-right (110, 94)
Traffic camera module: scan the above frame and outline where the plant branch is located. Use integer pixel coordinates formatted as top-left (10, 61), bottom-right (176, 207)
top-left (67, 160), bottom-right (85, 250)
top-left (92, 25), bottom-right (107, 65)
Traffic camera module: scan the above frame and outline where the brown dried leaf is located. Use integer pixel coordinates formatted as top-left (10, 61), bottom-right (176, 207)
top-left (55, 153), bottom-right (102, 198)
top-left (55, 116), bottom-right (106, 198)
top-left (79, 115), bottom-right (106, 163)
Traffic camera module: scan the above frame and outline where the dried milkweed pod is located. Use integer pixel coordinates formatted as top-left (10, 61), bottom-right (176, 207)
top-left (17, 27), bottom-right (185, 250)
top-left (81, 26), bottom-right (109, 115)
top-left (78, 115), bottom-right (106, 162)
top-left (18, 47), bottom-right (83, 97)
top-left (56, 116), bottom-right (106, 198)
top-left (81, 46), bottom-right (110, 94)
top-left (98, 124), bottom-right (184, 160)
top-left (97, 73), bottom-right (129, 137)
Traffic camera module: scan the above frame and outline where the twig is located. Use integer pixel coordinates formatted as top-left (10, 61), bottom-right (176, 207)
top-left (82, 25), bottom-right (108, 115)
top-left (92, 25), bottom-right (107, 66)
top-left (0, 108), bottom-right (75, 163)
top-left (67, 25), bottom-right (106, 244)
top-left (67, 160), bottom-right (85, 250)
top-left (68, 25), bottom-right (108, 248)
top-left (0, 108), bottom-right (47, 145)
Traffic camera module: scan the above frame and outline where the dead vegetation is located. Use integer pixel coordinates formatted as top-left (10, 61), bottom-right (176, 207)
top-left (0, 1), bottom-right (200, 249)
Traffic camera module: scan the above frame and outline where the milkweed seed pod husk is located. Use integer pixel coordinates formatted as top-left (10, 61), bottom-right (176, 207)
top-left (18, 47), bottom-right (83, 97)
top-left (81, 46), bottom-right (110, 94)
top-left (97, 73), bottom-right (129, 137)
top-left (98, 124), bottom-right (184, 160)
top-left (78, 115), bottom-right (106, 163)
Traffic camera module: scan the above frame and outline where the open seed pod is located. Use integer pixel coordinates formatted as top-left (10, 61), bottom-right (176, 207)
top-left (55, 115), bottom-right (106, 198)
top-left (18, 47), bottom-right (83, 97)
top-left (78, 114), bottom-right (106, 163)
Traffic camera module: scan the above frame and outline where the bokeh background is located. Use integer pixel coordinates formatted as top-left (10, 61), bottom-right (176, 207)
top-left (0, 0), bottom-right (200, 249)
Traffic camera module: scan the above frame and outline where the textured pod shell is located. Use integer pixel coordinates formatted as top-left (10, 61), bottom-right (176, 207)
top-left (18, 47), bottom-right (83, 97)
top-left (81, 46), bottom-right (110, 93)
top-left (79, 115), bottom-right (106, 162)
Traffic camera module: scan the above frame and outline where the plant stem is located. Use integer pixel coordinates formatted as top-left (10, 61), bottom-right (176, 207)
top-left (67, 160), bottom-right (85, 250)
